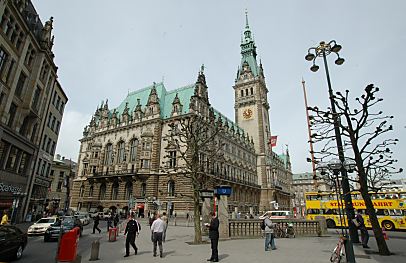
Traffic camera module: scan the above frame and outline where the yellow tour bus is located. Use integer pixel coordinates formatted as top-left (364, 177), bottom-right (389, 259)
top-left (305, 190), bottom-right (406, 231)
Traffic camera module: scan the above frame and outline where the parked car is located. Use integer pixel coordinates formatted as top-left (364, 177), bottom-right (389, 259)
top-left (74, 214), bottom-right (90, 226)
top-left (44, 216), bottom-right (83, 242)
top-left (27, 217), bottom-right (58, 236)
top-left (90, 211), bottom-right (110, 220)
top-left (0, 225), bottom-right (28, 261)
top-left (259, 211), bottom-right (292, 220)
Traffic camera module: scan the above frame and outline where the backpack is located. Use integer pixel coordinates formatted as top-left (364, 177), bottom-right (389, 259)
top-left (260, 219), bottom-right (266, 230)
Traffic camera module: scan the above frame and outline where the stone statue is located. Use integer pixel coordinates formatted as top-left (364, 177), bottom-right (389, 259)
top-left (41, 17), bottom-right (53, 42)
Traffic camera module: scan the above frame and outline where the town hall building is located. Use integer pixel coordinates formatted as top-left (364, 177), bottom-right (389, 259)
top-left (70, 14), bottom-right (292, 216)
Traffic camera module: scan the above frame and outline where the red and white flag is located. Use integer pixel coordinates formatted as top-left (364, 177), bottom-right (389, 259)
top-left (268, 135), bottom-right (278, 148)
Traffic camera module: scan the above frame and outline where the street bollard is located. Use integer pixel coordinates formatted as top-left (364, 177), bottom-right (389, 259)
top-left (89, 239), bottom-right (100, 261)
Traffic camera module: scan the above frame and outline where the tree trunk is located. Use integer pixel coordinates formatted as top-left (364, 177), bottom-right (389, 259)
top-left (360, 188), bottom-right (390, 255)
top-left (193, 188), bottom-right (202, 244)
top-left (349, 131), bottom-right (390, 255)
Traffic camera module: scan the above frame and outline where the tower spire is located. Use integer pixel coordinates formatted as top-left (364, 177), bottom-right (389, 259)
top-left (237, 10), bottom-right (259, 79)
top-left (245, 9), bottom-right (249, 29)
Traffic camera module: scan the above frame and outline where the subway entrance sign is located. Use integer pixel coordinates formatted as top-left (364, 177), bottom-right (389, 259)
top-left (215, 185), bottom-right (232, 196)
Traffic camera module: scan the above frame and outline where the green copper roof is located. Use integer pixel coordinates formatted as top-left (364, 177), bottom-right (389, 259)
top-left (213, 108), bottom-right (245, 135)
top-left (113, 82), bottom-right (195, 120)
top-left (237, 12), bottom-right (260, 79)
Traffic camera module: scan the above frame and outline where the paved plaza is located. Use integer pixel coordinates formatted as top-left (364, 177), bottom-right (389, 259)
top-left (78, 220), bottom-right (381, 263)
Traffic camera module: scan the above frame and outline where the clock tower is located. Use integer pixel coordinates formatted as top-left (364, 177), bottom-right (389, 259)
top-left (234, 12), bottom-right (272, 209)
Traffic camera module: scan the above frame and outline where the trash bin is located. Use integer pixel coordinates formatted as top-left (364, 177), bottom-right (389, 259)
top-left (108, 227), bottom-right (117, 242)
top-left (58, 227), bottom-right (80, 262)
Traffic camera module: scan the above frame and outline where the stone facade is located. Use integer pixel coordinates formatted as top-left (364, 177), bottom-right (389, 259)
top-left (0, 0), bottom-right (67, 223)
top-left (46, 155), bottom-right (76, 215)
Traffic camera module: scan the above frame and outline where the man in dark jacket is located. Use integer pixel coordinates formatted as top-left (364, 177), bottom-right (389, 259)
top-left (355, 210), bottom-right (369, 248)
top-left (114, 213), bottom-right (119, 228)
top-left (124, 213), bottom-right (140, 257)
top-left (206, 212), bottom-right (219, 262)
top-left (92, 215), bottom-right (101, 234)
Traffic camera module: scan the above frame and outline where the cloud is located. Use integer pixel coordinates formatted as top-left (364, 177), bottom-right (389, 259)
top-left (55, 110), bottom-right (91, 162)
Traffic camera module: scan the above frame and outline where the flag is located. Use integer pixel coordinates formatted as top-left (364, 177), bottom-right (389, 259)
top-left (268, 136), bottom-right (278, 147)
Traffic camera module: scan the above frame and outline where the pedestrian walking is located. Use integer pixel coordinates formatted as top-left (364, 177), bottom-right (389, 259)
top-left (107, 213), bottom-right (113, 231)
top-left (263, 212), bottom-right (276, 251)
top-left (161, 212), bottom-right (169, 242)
top-left (124, 213), bottom-right (140, 257)
top-left (205, 212), bottom-right (219, 262)
top-left (1, 210), bottom-right (9, 225)
top-left (149, 211), bottom-right (156, 227)
top-left (354, 210), bottom-right (370, 248)
top-left (150, 213), bottom-right (165, 258)
top-left (92, 214), bottom-right (101, 234)
top-left (114, 213), bottom-right (119, 228)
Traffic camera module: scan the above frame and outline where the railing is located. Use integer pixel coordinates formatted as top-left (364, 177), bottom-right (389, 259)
top-left (228, 219), bottom-right (323, 239)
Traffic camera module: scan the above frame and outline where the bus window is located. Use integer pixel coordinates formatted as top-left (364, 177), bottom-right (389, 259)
top-left (389, 209), bottom-right (403, 216)
top-left (307, 209), bottom-right (320, 214)
top-left (375, 209), bottom-right (388, 216)
top-left (371, 194), bottom-right (378, 200)
top-left (399, 193), bottom-right (406, 199)
top-left (321, 195), bottom-right (330, 201)
top-left (323, 209), bottom-right (338, 215)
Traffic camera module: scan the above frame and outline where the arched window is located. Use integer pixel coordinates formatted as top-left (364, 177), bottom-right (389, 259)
top-left (129, 139), bottom-right (138, 162)
top-left (99, 183), bottom-right (106, 200)
top-left (141, 183), bottom-right (146, 197)
top-left (111, 181), bottom-right (119, 200)
top-left (167, 180), bottom-right (175, 197)
top-left (125, 181), bottom-right (133, 199)
top-left (89, 185), bottom-right (94, 197)
top-left (117, 141), bottom-right (125, 163)
top-left (104, 144), bottom-right (113, 165)
top-left (79, 185), bottom-right (84, 197)
top-left (240, 90), bottom-right (244, 97)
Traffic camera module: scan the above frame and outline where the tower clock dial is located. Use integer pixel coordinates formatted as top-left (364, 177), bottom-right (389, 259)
top-left (242, 108), bottom-right (253, 120)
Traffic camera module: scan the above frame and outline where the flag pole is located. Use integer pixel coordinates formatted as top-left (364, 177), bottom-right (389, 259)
top-left (301, 79), bottom-right (318, 190)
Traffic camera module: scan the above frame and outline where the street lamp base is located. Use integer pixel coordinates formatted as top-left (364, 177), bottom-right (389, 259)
top-left (343, 235), bottom-right (356, 263)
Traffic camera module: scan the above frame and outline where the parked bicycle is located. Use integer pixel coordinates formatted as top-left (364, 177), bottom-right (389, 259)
top-left (330, 231), bottom-right (346, 263)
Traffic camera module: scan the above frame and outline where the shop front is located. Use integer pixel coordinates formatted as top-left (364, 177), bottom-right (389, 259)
top-left (0, 182), bottom-right (26, 223)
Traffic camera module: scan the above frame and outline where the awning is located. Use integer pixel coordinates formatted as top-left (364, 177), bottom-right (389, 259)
top-left (137, 204), bottom-right (144, 209)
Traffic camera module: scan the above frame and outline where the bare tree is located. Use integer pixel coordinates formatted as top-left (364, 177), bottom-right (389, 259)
top-left (164, 110), bottom-right (224, 244)
top-left (308, 84), bottom-right (402, 255)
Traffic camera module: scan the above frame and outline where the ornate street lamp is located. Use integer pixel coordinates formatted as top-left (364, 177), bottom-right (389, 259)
top-left (305, 40), bottom-right (358, 263)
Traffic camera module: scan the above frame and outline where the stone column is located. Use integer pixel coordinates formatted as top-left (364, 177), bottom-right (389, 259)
top-left (218, 195), bottom-right (229, 240)
top-left (201, 198), bottom-right (211, 236)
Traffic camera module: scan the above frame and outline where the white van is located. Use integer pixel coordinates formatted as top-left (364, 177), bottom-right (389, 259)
top-left (259, 211), bottom-right (291, 220)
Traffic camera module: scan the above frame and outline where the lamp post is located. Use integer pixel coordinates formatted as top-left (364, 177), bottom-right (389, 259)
top-left (305, 41), bottom-right (358, 263)
top-left (317, 158), bottom-right (357, 263)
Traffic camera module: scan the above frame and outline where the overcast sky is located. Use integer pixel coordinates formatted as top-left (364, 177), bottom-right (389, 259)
top-left (32, 0), bottom-right (406, 177)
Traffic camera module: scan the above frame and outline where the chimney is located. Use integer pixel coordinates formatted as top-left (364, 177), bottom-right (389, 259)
top-left (56, 154), bottom-right (61, 160)
top-left (62, 156), bottom-right (65, 161)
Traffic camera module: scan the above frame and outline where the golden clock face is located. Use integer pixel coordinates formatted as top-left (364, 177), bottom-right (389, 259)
top-left (243, 108), bottom-right (253, 120)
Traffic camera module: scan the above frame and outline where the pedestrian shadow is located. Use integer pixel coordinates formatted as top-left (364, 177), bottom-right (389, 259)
top-left (219, 254), bottom-right (229, 260)
top-left (165, 238), bottom-right (176, 242)
top-left (136, 251), bottom-right (152, 255)
top-left (163, 250), bottom-right (175, 257)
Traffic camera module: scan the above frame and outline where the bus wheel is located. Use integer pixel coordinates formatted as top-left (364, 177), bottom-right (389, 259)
top-left (382, 221), bottom-right (395, 231)
top-left (326, 219), bottom-right (336, 228)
